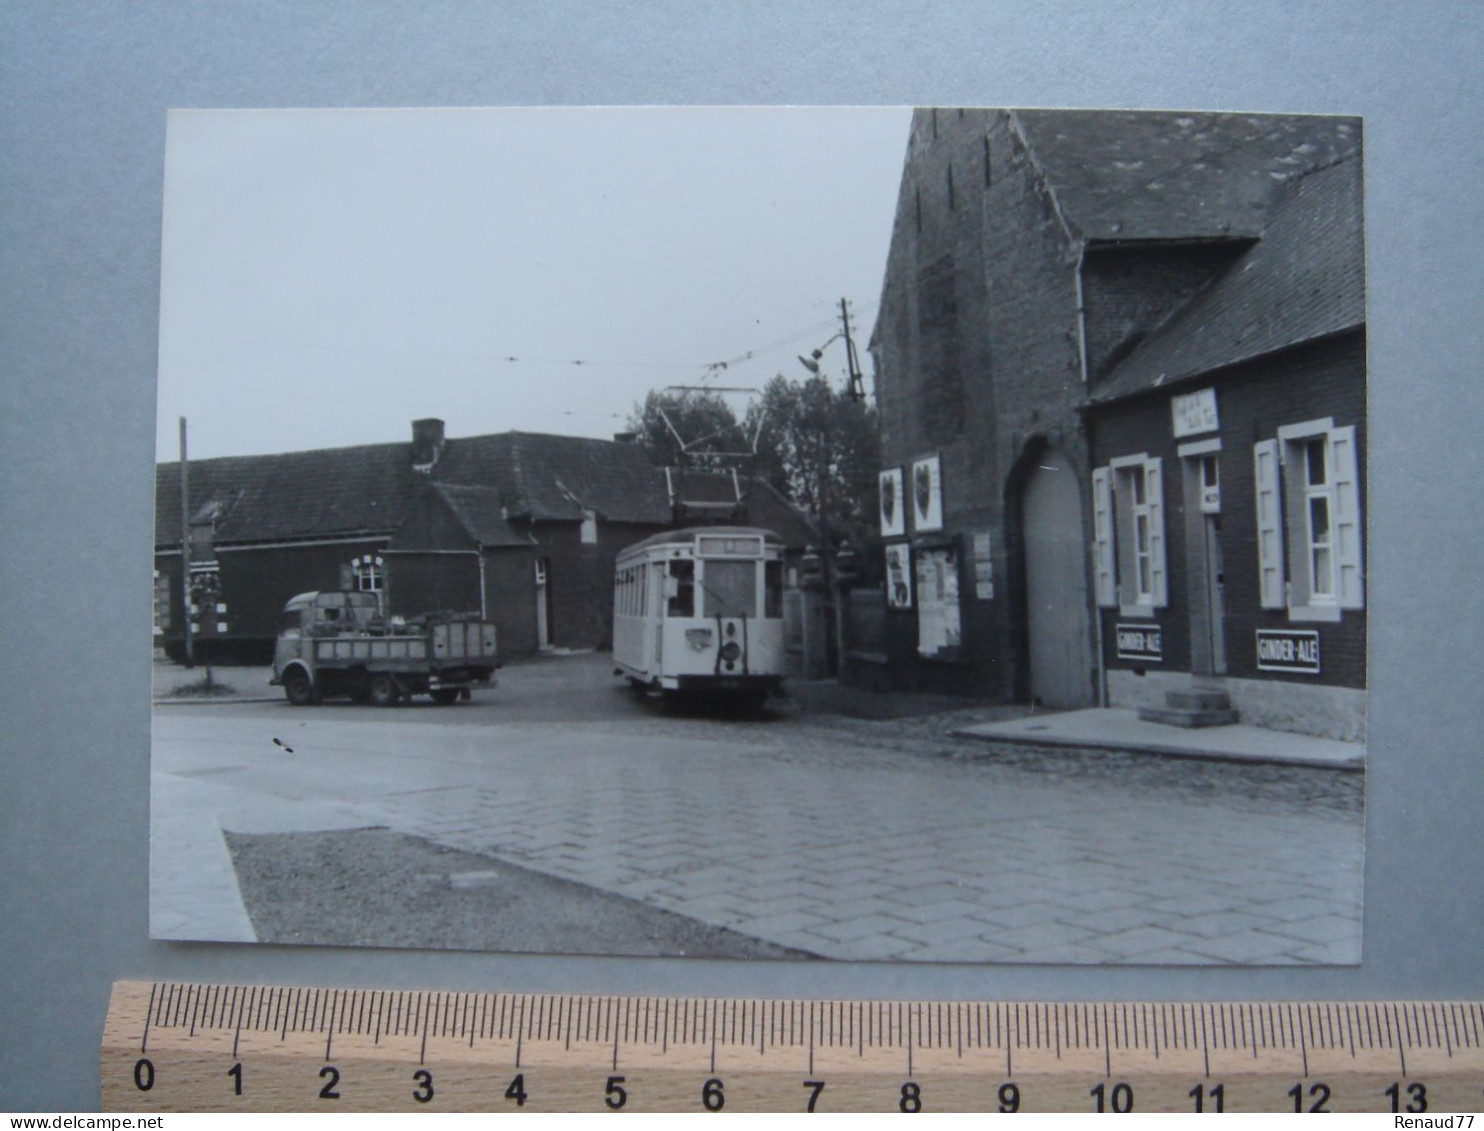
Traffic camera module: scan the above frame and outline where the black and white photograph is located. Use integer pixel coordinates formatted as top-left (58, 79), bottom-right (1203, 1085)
top-left (151, 105), bottom-right (1366, 966)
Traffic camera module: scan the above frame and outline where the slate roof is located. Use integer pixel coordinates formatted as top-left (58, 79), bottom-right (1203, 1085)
top-left (1014, 110), bottom-right (1361, 242)
top-left (1090, 153), bottom-right (1364, 403)
top-left (156, 430), bottom-right (672, 548)
top-left (434, 432), bottom-right (672, 524)
top-left (430, 483), bottom-right (533, 548)
top-left (156, 441), bottom-right (412, 547)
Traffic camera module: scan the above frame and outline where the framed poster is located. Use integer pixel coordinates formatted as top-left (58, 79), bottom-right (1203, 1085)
top-left (885, 542), bottom-right (913, 609)
top-left (915, 545), bottom-right (961, 657)
top-left (911, 454), bottom-right (943, 532)
top-left (879, 467), bottom-right (906, 537)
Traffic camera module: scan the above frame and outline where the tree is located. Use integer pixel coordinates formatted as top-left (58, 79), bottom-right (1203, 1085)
top-left (625, 389), bottom-right (749, 468)
top-left (628, 373), bottom-right (882, 577)
top-left (746, 374), bottom-right (879, 552)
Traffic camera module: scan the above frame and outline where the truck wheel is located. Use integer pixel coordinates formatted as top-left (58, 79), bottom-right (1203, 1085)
top-left (283, 669), bottom-right (317, 706)
top-left (368, 673), bottom-right (400, 707)
top-left (430, 689), bottom-right (460, 706)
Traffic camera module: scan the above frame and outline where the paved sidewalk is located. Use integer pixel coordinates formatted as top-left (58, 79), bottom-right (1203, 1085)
top-left (153, 703), bottom-right (1363, 965)
top-left (954, 709), bottom-right (1365, 771)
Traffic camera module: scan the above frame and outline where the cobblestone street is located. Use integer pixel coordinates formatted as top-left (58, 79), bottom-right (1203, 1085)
top-left (153, 654), bottom-right (1364, 964)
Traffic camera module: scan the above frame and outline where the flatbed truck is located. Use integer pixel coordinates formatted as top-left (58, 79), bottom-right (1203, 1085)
top-left (270, 590), bottom-right (498, 706)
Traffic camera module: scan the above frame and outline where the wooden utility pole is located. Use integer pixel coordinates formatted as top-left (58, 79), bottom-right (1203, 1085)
top-left (840, 297), bottom-right (865, 401)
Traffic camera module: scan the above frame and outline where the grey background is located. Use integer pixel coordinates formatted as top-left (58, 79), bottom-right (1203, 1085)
top-left (2, 1), bottom-right (1480, 1111)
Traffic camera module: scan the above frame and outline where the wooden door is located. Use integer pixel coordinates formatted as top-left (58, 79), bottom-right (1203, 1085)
top-left (1023, 453), bottom-right (1094, 707)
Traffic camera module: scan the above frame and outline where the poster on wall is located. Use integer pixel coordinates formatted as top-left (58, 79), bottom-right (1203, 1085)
top-left (971, 531), bottom-right (993, 600)
top-left (879, 467), bottom-right (906, 537)
top-left (915, 546), bottom-right (961, 656)
top-left (885, 543), bottom-right (913, 609)
top-left (912, 454), bottom-right (943, 532)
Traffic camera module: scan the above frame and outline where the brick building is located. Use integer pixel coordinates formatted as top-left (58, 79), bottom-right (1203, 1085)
top-left (154, 420), bottom-right (815, 663)
top-left (867, 108), bottom-right (1364, 738)
top-left (1087, 154), bottom-right (1365, 740)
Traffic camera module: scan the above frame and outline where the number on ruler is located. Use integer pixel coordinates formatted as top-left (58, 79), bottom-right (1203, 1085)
top-left (1189, 1082), bottom-right (1224, 1112)
top-left (1091, 1081), bottom-right (1134, 1113)
top-left (604, 1075), bottom-right (627, 1109)
top-left (802, 1080), bottom-right (825, 1112)
top-left (899, 1081), bottom-right (922, 1113)
top-left (1289, 1081), bottom-right (1330, 1112)
top-left (1386, 1081), bottom-right (1427, 1113)
top-left (504, 1073), bottom-right (527, 1107)
top-left (702, 1077), bottom-right (725, 1111)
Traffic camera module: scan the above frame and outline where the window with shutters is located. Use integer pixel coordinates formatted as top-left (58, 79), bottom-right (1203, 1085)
top-left (1254, 419), bottom-right (1363, 622)
top-left (1092, 455), bottom-right (1168, 614)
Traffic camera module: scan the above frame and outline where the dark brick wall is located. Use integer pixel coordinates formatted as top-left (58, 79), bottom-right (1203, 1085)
top-left (1082, 242), bottom-right (1250, 382)
top-left (1088, 330), bottom-right (1366, 691)
top-left (480, 547), bottom-right (538, 655)
top-left (393, 520), bottom-right (673, 657)
top-left (155, 538), bottom-right (391, 662)
top-left (871, 108), bottom-right (1095, 698)
top-left (386, 552), bottom-right (482, 620)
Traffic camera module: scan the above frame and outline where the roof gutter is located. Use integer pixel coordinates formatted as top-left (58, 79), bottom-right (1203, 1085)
top-left (1074, 242), bottom-right (1090, 386)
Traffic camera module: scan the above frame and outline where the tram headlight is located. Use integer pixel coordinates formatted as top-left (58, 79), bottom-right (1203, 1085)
top-left (719, 640), bottom-right (742, 662)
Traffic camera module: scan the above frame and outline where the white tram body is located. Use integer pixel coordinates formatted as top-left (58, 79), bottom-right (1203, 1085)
top-left (613, 526), bottom-right (786, 698)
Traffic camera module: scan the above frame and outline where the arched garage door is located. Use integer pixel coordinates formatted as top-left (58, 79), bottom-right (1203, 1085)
top-left (1021, 450), bottom-right (1094, 708)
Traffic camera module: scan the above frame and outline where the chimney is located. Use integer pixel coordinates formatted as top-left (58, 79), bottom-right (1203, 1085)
top-left (612, 431), bottom-right (638, 444)
top-left (411, 418), bottom-right (445, 473)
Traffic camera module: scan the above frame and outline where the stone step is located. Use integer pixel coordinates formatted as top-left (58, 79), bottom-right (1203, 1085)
top-left (1166, 689), bottom-right (1233, 712)
top-left (1138, 705), bottom-right (1241, 729)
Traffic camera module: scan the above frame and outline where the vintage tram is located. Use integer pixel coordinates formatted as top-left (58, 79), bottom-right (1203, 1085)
top-left (613, 526), bottom-right (786, 705)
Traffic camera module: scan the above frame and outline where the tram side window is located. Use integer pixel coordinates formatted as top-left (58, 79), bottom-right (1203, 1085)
top-left (667, 559), bottom-right (694, 617)
top-left (765, 559), bottom-right (783, 618)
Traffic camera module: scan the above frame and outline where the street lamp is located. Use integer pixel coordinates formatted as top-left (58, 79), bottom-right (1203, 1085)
top-left (797, 297), bottom-right (866, 400)
top-left (797, 333), bottom-right (843, 376)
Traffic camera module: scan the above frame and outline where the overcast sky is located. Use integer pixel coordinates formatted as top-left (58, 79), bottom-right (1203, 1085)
top-left (155, 106), bottom-right (912, 461)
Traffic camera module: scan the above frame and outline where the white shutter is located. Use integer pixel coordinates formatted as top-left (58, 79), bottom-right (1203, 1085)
top-left (1091, 467), bottom-right (1116, 607)
top-left (1330, 425), bottom-right (1364, 609)
top-left (1254, 439), bottom-right (1286, 609)
top-left (1144, 458), bottom-right (1168, 607)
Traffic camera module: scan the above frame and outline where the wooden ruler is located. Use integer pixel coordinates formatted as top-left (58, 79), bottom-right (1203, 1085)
top-left (103, 982), bottom-right (1484, 1113)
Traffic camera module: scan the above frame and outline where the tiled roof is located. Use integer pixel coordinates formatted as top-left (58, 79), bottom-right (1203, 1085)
top-left (156, 441), bottom-right (412, 546)
top-left (431, 483), bottom-right (533, 548)
top-left (435, 432), bottom-right (672, 524)
top-left (1090, 153), bottom-right (1364, 403)
top-left (738, 478), bottom-right (819, 550)
top-left (156, 430), bottom-right (672, 547)
top-left (1015, 110), bottom-right (1361, 242)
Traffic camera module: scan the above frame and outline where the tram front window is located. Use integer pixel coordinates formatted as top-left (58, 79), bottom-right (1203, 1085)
top-left (667, 559), bottom-right (694, 617)
top-left (765, 559), bottom-right (783, 618)
top-left (701, 558), bottom-right (757, 618)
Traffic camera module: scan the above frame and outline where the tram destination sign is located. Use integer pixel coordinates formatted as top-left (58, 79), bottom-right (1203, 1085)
top-left (1256, 629), bottom-right (1321, 674)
